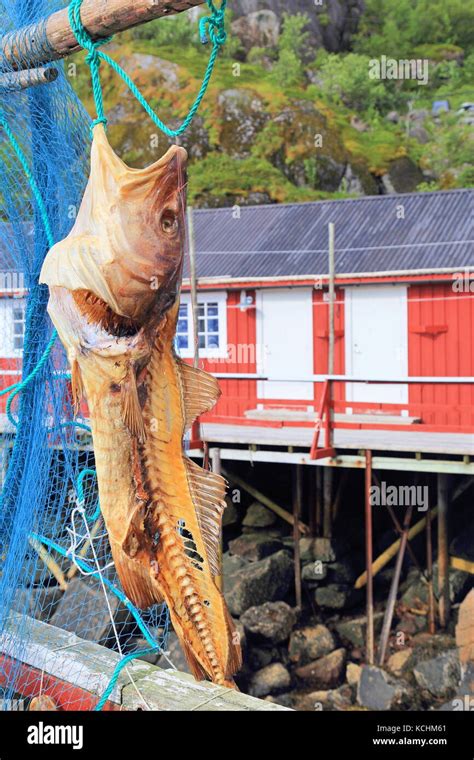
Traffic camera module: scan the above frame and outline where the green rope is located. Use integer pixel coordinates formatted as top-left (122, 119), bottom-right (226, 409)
top-left (68, 0), bottom-right (227, 136)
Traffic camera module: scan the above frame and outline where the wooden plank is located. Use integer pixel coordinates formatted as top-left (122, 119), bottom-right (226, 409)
top-left (0, 613), bottom-right (290, 711)
top-left (1, 0), bottom-right (204, 70)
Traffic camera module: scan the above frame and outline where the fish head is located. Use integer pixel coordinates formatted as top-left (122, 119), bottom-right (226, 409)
top-left (40, 125), bottom-right (188, 339)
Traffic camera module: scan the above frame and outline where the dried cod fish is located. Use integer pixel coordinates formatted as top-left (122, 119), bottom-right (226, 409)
top-left (40, 125), bottom-right (241, 688)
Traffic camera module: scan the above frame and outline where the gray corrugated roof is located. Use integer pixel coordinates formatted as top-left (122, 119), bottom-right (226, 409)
top-left (187, 189), bottom-right (474, 280)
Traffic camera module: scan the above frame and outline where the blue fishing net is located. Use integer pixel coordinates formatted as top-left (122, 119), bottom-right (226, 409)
top-left (0, 0), bottom-right (169, 710)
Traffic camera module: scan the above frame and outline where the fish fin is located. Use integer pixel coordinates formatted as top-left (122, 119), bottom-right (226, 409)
top-left (177, 359), bottom-right (221, 431)
top-left (71, 358), bottom-right (84, 416)
top-left (112, 542), bottom-right (162, 609)
top-left (180, 635), bottom-right (208, 682)
top-left (223, 600), bottom-right (243, 677)
top-left (121, 364), bottom-right (146, 443)
top-left (184, 457), bottom-right (226, 576)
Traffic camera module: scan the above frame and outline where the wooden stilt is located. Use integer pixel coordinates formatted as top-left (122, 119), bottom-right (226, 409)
top-left (323, 468), bottom-right (333, 538)
top-left (316, 467), bottom-right (323, 536)
top-left (365, 450), bottom-right (374, 664)
top-left (437, 473), bottom-right (450, 628)
top-left (1, 1), bottom-right (204, 71)
top-left (425, 475), bottom-right (436, 634)
top-left (308, 467), bottom-right (316, 536)
top-left (293, 465), bottom-right (303, 609)
top-left (378, 505), bottom-right (413, 665)
top-left (332, 469), bottom-right (348, 523)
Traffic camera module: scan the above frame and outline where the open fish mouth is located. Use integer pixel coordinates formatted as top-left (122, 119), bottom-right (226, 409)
top-left (72, 289), bottom-right (142, 338)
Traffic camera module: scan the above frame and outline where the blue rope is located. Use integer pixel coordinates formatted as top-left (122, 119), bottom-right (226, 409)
top-left (68, 0), bottom-right (227, 136)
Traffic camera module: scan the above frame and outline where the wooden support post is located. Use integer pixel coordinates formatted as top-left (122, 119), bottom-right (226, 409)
top-left (316, 467), bottom-right (323, 536)
top-left (293, 465), bottom-right (303, 609)
top-left (378, 505), bottom-right (413, 665)
top-left (323, 468), bottom-right (333, 537)
top-left (0, 66), bottom-right (58, 91)
top-left (426, 501), bottom-right (436, 634)
top-left (437, 474), bottom-right (450, 628)
top-left (308, 467), bottom-right (316, 536)
top-left (1, 1), bottom-right (204, 71)
top-left (210, 448), bottom-right (223, 591)
top-left (365, 450), bottom-right (374, 665)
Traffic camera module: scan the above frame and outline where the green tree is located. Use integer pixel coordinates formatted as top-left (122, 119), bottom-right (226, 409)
top-left (273, 13), bottom-right (310, 88)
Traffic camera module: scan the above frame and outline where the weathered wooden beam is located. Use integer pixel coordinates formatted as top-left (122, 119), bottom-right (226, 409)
top-left (1, 0), bottom-right (205, 71)
top-left (0, 613), bottom-right (290, 711)
top-left (0, 66), bottom-right (58, 91)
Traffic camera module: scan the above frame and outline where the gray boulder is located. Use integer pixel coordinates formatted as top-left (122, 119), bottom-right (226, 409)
top-left (289, 624), bottom-right (336, 665)
top-left (295, 648), bottom-right (346, 690)
top-left (296, 684), bottom-right (353, 711)
top-left (231, 10), bottom-right (280, 52)
top-left (302, 561), bottom-right (328, 585)
top-left (225, 550), bottom-right (293, 616)
top-left (241, 601), bottom-right (296, 643)
top-left (248, 662), bottom-right (291, 698)
top-left (315, 583), bottom-right (360, 610)
top-left (414, 650), bottom-right (461, 699)
top-left (242, 500), bottom-right (277, 529)
top-left (228, 533), bottom-right (283, 561)
top-left (335, 612), bottom-right (385, 648)
top-left (358, 666), bottom-right (412, 711)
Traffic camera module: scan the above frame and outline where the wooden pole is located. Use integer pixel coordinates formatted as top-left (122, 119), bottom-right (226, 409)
top-left (426, 501), bottom-right (436, 634)
top-left (328, 222), bottom-right (335, 377)
top-left (365, 450), bottom-right (374, 664)
top-left (0, 66), bottom-right (58, 91)
top-left (316, 467), bottom-right (322, 536)
top-left (437, 474), bottom-right (450, 628)
top-left (293, 465), bottom-right (303, 609)
top-left (323, 468), bottom-right (332, 537)
top-left (327, 223), bottom-right (335, 452)
top-left (377, 505), bottom-right (413, 665)
top-left (1, 0), bottom-right (204, 71)
top-left (187, 205), bottom-right (199, 370)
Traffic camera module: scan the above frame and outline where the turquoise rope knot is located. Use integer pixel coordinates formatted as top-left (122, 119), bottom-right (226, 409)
top-left (68, 0), bottom-right (113, 128)
top-left (67, 0), bottom-right (227, 139)
top-left (200, 0), bottom-right (227, 47)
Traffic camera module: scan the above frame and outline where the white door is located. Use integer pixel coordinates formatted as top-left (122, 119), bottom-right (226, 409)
top-left (257, 288), bottom-right (313, 401)
top-left (345, 285), bottom-right (408, 405)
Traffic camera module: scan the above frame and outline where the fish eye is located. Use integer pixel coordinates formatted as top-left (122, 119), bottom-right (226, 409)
top-left (160, 209), bottom-right (178, 235)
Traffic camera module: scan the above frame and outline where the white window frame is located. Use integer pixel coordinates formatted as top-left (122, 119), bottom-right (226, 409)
top-left (177, 291), bottom-right (228, 360)
top-left (0, 297), bottom-right (26, 358)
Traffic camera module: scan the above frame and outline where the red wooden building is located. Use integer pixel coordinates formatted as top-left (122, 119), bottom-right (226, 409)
top-left (181, 189), bottom-right (474, 453)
